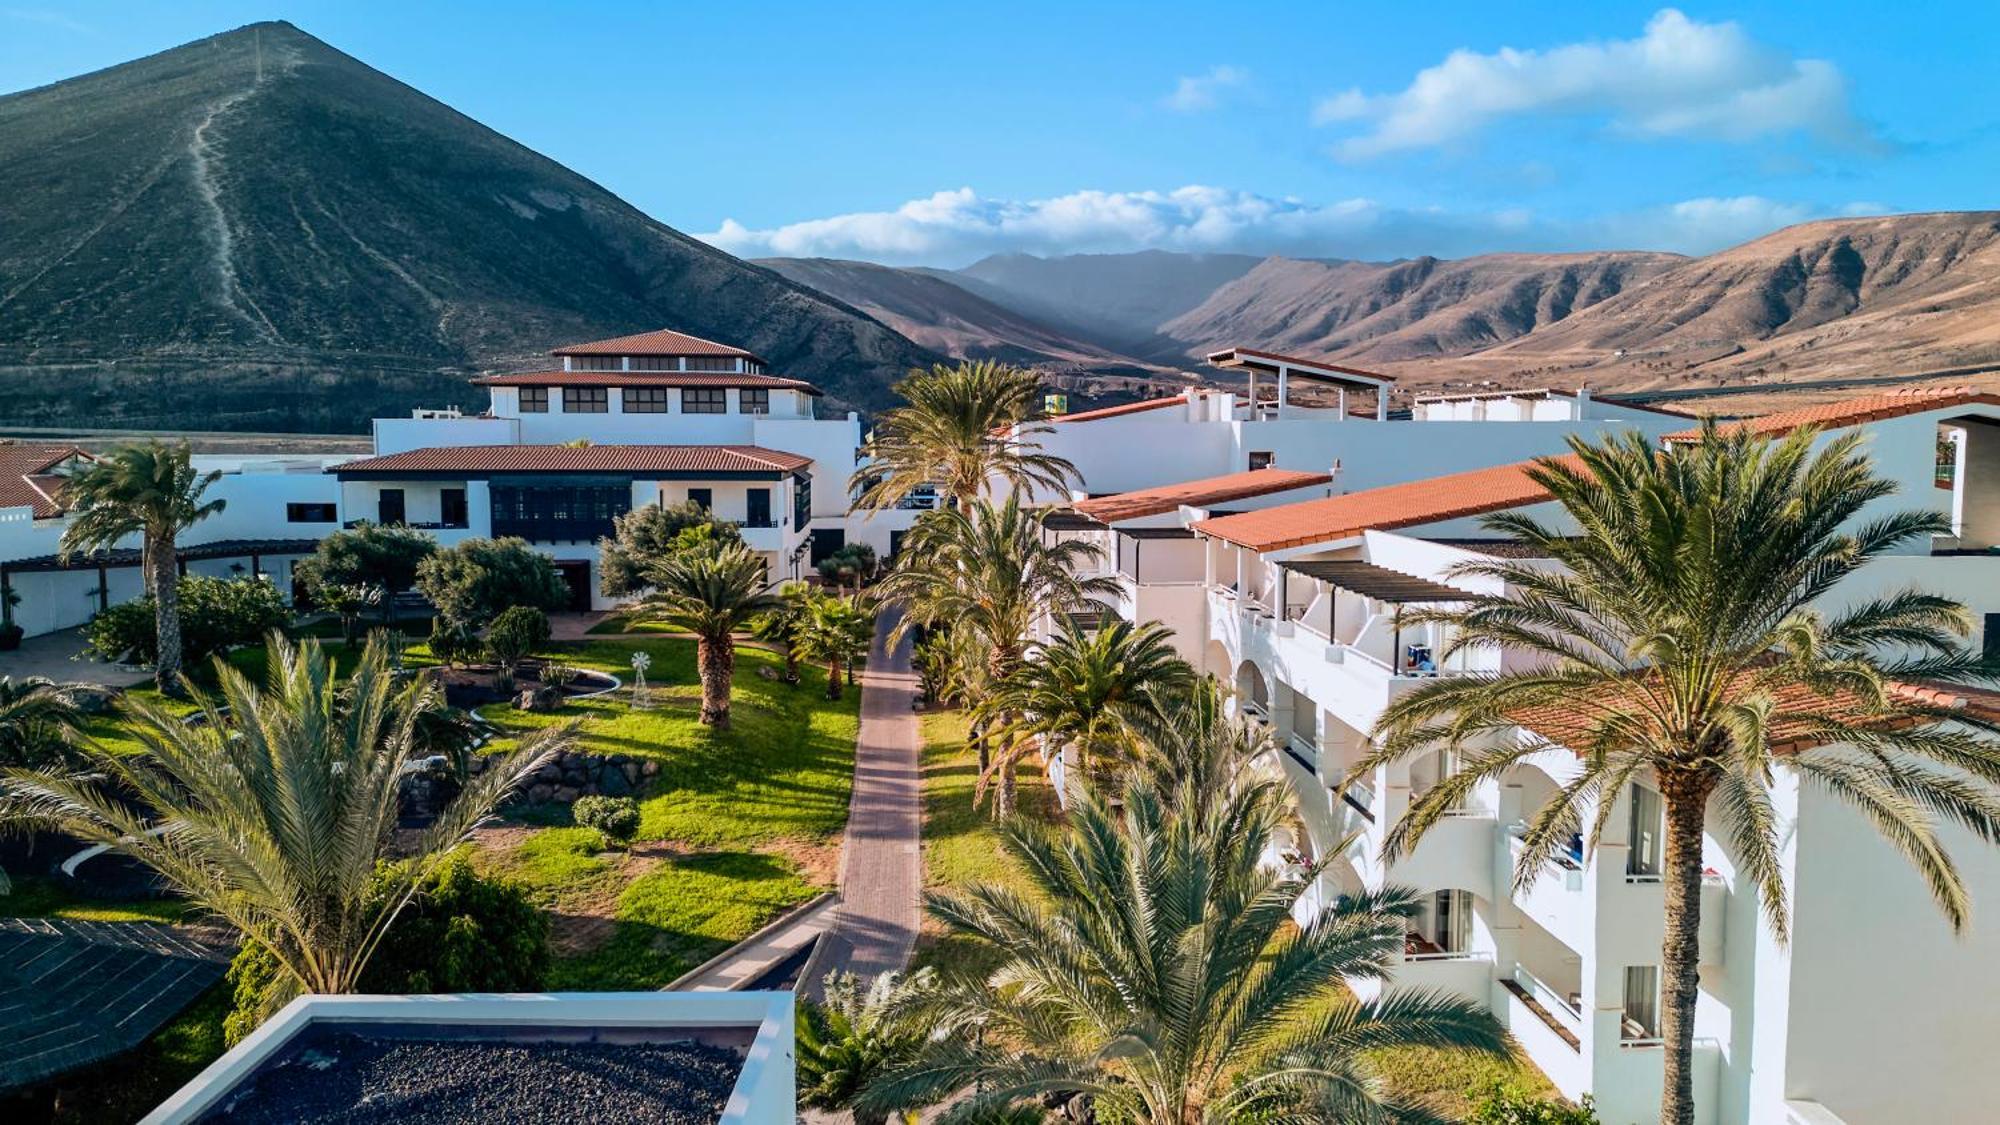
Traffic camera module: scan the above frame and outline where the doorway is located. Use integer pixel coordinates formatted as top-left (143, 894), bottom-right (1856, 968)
top-left (553, 561), bottom-right (592, 612)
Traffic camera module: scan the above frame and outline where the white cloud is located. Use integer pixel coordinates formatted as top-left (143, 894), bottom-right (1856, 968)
top-left (1316, 9), bottom-right (1883, 159)
top-left (1163, 65), bottom-right (1249, 112)
top-left (699, 186), bottom-right (1859, 267)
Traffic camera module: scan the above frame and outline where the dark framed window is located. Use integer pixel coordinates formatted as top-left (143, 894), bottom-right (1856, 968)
top-left (623, 387), bottom-right (670, 413)
top-left (682, 387), bottom-right (727, 414)
top-left (378, 489), bottom-right (406, 525)
top-left (573, 356), bottom-right (622, 371)
top-left (630, 356), bottom-right (676, 372)
top-left (746, 488), bottom-right (772, 527)
top-left (793, 471), bottom-right (813, 531)
top-left (489, 482), bottom-right (631, 543)
top-left (563, 386), bottom-right (608, 413)
top-left (687, 488), bottom-right (712, 511)
top-left (685, 356), bottom-right (738, 373)
top-left (1248, 451), bottom-right (1275, 470)
top-left (441, 488), bottom-right (468, 528)
top-left (739, 388), bottom-right (770, 414)
top-left (518, 387), bottom-right (549, 413)
top-left (286, 502), bottom-right (337, 523)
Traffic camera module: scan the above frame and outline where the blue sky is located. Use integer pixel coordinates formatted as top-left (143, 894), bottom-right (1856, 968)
top-left (4, 2), bottom-right (1994, 267)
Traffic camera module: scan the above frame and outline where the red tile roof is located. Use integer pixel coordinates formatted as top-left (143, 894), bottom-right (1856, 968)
top-left (551, 328), bottom-right (763, 359)
top-left (0, 443), bottom-right (92, 518)
top-left (1073, 467), bottom-right (1334, 524)
top-left (1050, 394), bottom-right (1197, 424)
top-left (1206, 346), bottom-right (1397, 384)
top-left (473, 370), bottom-right (820, 394)
top-left (1193, 457), bottom-right (1577, 552)
top-left (333, 445), bottom-right (812, 477)
top-left (1662, 387), bottom-right (2000, 443)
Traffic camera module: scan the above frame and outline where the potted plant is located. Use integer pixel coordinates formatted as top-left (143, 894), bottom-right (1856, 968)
top-left (0, 588), bottom-right (22, 651)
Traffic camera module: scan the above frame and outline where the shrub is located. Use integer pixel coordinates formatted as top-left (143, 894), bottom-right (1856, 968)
top-left (303, 523), bottom-right (437, 624)
top-left (426, 615), bottom-right (479, 667)
top-left (542, 662), bottom-right (579, 690)
top-left (1469, 1083), bottom-right (1601, 1124)
top-left (417, 537), bottom-right (568, 630)
top-left (82, 576), bottom-right (289, 667)
top-left (484, 606), bottom-right (551, 672)
top-left (598, 502), bottom-right (745, 598)
top-left (572, 795), bottom-right (640, 844)
top-left (223, 855), bottom-right (548, 1044)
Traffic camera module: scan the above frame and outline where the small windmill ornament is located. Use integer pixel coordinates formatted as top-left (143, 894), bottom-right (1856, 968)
top-left (630, 650), bottom-right (652, 709)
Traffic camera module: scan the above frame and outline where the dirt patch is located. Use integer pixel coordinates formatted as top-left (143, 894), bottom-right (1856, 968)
top-left (760, 836), bottom-right (840, 887)
top-left (545, 849), bottom-right (663, 957)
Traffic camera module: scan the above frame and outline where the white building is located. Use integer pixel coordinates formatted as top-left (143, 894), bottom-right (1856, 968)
top-left (1080, 385), bottom-right (2000, 1124)
top-left (1, 327), bottom-right (923, 637)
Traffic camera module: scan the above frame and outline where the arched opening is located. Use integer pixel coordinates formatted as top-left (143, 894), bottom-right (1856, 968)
top-left (1234, 660), bottom-right (1270, 718)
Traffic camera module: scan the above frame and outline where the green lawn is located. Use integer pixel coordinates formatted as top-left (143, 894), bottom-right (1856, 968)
top-left (911, 709), bottom-right (1058, 976)
top-left (584, 612), bottom-right (688, 636)
top-left (1360, 1043), bottom-right (1563, 1120)
top-left (0, 877), bottom-right (193, 924)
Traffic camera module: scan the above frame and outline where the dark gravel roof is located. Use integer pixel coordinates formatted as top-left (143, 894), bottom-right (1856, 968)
top-left (200, 1028), bottom-right (744, 1124)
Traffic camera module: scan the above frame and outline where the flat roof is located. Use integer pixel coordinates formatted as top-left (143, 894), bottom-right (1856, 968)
top-left (1205, 346), bottom-right (1396, 389)
top-left (332, 445), bottom-right (812, 479)
top-left (1073, 466), bottom-right (1333, 524)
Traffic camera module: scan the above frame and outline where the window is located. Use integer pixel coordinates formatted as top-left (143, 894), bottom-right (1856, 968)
top-left (682, 387), bottom-right (727, 414)
top-left (746, 488), bottom-right (772, 527)
top-left (685, 356), bottom-right (738, 372)
top-left (286, 502), bottom-right (337, 523)
top-left (630, 356), bottom-right (676, 372)
top-left (793, 471), bottom-right (813, 531)
top-left (1622, 966), bottom-right (1661, 1041)
top-left (1627, 785), bottom-right (1664, 878)
top-left (518, 387), bottom-right (549, 413)
top-left (739, 387), bottom-right (770, 414)
top-left (1248, 451), bottom-right (1276, 471)
top-left (687, 488), bottom-right (712, 511)
top-left (623, 387), bottom-right (670, 413)
top-left (563, 386), bottom-right (608, 413)
top-left (573, 355), bottom-right (622, 371)
top-left (377, 489), bottom-right (406, 525)
top-left (441, 488), bottom-right (468, 528)
top-left (746, 360), bottom-right (765, 375)
top-left (489, 483), bottom-right (632, 543)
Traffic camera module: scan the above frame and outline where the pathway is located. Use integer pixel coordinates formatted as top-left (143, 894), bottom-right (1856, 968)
top-left (798, 610), bottom-right (923, 999)
top-left (0, 628), bottom-right (152, 688)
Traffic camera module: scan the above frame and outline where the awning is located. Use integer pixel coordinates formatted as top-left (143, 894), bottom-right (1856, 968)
top-left (1278, 559), bottom-right (1469, 603)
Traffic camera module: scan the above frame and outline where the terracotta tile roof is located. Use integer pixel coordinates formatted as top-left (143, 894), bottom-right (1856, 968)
top-left (332, 444), bottom-right (812, 477)
top-left (1512, 673), bottom-right (2000, 757)
top-left (1193, 457), bottom-right (1577, 552)
top-left (1206, 346), bottom-right (1397, 385)
top-left (473, 370), bottom-right (820, 394)
top-left (1050, 394), bottom-right (1197, 424)
top-left (1662, 387), bottom-right (2000, 443)
top-left (1073, 467), bottom-right (1334, 524)
top-left (551, 328), bottom-right (762, 359)
top-left (0, 443), bottom-right (92, 518)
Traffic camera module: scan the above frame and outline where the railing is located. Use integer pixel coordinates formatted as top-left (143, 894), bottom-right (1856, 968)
top-left (1282, 734), bottom-right (1319, 776)
top-left (1511, 964), bottom-right (1584, 1036)
top-left (1507, 828), bottom-right (1585, 890)
top-left (1340, 783), bottom-right (1376, 823)
top-left (344, 520), bottom-right (468, 531)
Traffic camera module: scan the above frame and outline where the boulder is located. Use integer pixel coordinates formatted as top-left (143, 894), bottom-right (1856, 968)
top-left (641, 760), bottom-right (660, 778)
top-left (63, 685), bottom-right (120, 716)
top-left (598, 768), bottom-right (631, 797)
top-left (527, 783), bottom-right (554, 804)
top-left (515, 685), bottom-right (562, 712)
top-left (552, 785), bottom-right (579, 803)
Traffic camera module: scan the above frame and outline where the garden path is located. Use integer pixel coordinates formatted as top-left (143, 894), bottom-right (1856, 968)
top-left (797, 610), bottom-right (922, 999)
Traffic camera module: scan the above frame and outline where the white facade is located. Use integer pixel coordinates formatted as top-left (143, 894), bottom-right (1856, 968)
top-left (1084, 396), bottom-right (2000, 1125)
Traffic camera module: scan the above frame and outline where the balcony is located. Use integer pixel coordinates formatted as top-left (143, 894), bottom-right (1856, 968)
top-left (1506, 830), bottom-right (1589, 952)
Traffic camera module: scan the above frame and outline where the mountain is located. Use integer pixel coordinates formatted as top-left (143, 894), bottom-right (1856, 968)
top-left (0, 21), bottom-right (935, 431)
top-left (954, 250), bottom-right (1264, 356)
top-left (754, 257), bottom-right (1152, 371)
top-left (1455, 212), bottom-right (2000, 390)
top-left (1158, 251), bottom-right (1683, 365)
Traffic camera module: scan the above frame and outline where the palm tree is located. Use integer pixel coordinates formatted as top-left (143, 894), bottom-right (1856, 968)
top-left (1360, 421), bottom-right (2000, 1125)
top-left (798, 595), bottom-right (876, 701)
top-left (798, 968), bottom-right (941, 1125)
top-left (864, 751), bottom-right (1508, 1122)
top-left (0, 635), bottom-right (571, 1001)
top-left (851, 360), bottom-right (1080, 510)
top-left (750, 584), bottom-right (821, 684)
top-left (58, 440), bottom-right (225, 694)
top-left (877, 497), bottom-right (1118, 814)
top-left (0, 677), bottom-right (84, 772)
top-left (634, 542), bottom-right (774, 728)
top-left (977, 618), bottom-right (1193, 798)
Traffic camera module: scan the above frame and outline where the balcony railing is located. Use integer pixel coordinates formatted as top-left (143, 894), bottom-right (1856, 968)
top-left (344, 520), bottom-right (468, 531)
top-left (1507, 964), bottom-right (1584, 1048)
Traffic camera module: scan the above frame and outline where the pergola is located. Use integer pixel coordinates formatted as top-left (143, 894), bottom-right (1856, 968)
top-left (1278, 558), bottom-right (1469, 672)
top-left (0, 537), bottom-right (321, 619)
top-left (1206, 347), bottom-right (1396, 421)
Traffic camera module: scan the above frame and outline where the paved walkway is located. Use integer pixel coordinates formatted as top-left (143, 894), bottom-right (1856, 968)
top-left (799, 611), bottom-right (923, 999)
top-left (0, 628), bottom-right (151, 688)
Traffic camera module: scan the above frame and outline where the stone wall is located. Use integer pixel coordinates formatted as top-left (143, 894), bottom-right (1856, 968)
top-left (472, 750), bottom-right (661, 805)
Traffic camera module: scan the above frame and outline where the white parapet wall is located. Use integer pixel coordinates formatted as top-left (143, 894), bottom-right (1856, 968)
top-left (140, 990), bottom-right (797, 1125)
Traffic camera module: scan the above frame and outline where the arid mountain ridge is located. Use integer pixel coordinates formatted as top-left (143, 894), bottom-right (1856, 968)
top-left (764, 211), bottom-right (2000, 406)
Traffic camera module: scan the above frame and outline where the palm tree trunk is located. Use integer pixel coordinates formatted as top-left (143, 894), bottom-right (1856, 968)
top-left (697, 633), bottom-right (735, 728)
top-left (995, 757), bottom-right (1017, 819)
top-left (825, 657), bottom-right (842, 700)
top-left (150, 530), bottom-right (186, 696)
top-left (1656, 769), bottom-right (1716, 1125)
